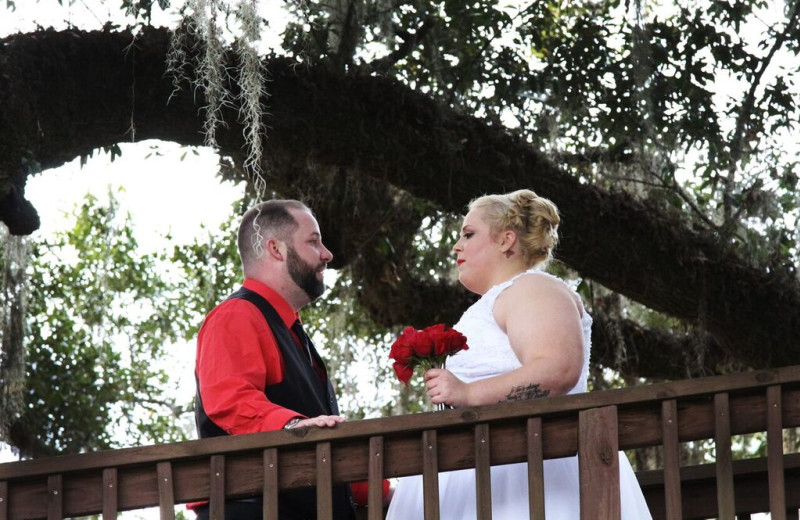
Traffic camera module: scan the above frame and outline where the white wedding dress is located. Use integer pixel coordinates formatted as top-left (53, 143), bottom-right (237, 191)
top-left (386, 269), bottom-right (652, 519)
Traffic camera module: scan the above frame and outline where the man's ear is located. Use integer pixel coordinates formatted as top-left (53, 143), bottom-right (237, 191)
top-left (266, 238), bottom-right (286, 261)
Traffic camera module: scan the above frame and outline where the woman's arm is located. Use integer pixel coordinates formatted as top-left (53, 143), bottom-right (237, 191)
top-left (425, 275), bottom-right (585, 407)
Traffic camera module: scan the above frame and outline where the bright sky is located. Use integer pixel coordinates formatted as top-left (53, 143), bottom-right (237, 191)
top-left (0, 0), bottom-right (288, 47)
top-left (0, 0), bottom-right (178, 35)
top-left (25, 141), bottom-right (244, 249)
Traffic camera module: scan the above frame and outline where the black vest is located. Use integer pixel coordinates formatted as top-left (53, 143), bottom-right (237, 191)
top-left (195, 287), bottom-right (354, 520)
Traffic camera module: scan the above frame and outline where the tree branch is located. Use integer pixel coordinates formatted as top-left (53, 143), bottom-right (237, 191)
top-left (366, 16), bottom-right (436, 75)
top-left (723, 0), bottom-right (800, 226)
top-left (590, 313), bottom-right (736, 381)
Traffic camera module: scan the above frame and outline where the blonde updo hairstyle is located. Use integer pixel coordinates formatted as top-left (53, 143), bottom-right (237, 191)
top-left (469, 189), bottom-right (560, 268)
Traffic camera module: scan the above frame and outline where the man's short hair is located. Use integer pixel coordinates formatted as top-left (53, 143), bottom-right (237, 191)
top-left (237, 199), bottom-right (311, 271)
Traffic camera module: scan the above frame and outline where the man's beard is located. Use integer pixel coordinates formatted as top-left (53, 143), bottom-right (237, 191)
top-left (287, 246), bottom-right (327, 300)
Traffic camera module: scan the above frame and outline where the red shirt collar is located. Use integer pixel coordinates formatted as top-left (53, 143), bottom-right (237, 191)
top-left (242, 278), bottom-right (299, 329)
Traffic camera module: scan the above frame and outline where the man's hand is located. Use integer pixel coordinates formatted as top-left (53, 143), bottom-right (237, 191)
top-left (293, 415), bottom-right (346, 429)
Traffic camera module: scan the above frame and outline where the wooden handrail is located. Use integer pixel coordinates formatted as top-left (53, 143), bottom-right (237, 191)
top-left (2, 366), bottom-right (800, 519)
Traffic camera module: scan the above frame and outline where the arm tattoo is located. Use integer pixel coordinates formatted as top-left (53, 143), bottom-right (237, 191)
top-left (503, 383), bottom-right (550, 402)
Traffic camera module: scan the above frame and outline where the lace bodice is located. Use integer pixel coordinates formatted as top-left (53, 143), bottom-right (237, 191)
top-left (447, 269), bottom-right (592, 395)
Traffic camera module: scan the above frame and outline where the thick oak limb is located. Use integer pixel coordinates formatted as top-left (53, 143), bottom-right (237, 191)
top-left (590, 314), bottom-right (734, 381)
top-left (1, 27), bottom-right (799, 371)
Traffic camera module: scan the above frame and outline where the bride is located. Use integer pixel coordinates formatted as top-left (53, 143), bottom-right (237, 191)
top-left (385, 189), bottom-right (652, 519)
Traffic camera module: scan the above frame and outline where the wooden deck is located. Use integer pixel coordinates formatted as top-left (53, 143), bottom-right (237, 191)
top-left (2, 365), bottom-right (800, 519)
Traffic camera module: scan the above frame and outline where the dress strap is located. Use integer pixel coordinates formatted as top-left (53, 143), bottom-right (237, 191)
top-left (510, 268), bottom-right (541, 283)
top-left (492, 268), bottom-right (541, 293)
top-left (481, 268), bottom-right (541, 310)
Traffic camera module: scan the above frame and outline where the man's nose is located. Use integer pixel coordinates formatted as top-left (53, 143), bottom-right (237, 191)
top-left (321, 244), bottom-right (333, 263)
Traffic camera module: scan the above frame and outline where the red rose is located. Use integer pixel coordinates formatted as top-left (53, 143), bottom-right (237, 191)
top-left (421, 324), bottom-right (455, 356)
top-left (389, 323), bottom-right (469, 386)
top-left (409, 328), bottom-right (435, 357)
top-left (393, 361), bottom-right (414, 386)
top-left (389, 326), bottom-right (417, 364)
top-left (428, 325), bottom-right (468, 357)
top-left (391, 325), bottom-right (436, 358)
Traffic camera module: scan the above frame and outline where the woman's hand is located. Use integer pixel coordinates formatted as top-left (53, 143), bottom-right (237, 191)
top-left (425, 368), bottom-right (470, 408)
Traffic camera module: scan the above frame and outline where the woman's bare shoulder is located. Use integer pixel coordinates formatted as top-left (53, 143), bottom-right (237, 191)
top-left (500, 272), bottom-right (582, 312)
top-left (509, 271), bottom-right (570, 294)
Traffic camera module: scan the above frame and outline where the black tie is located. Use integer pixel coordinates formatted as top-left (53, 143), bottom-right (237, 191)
top-left (291, 320), bottom-right (314, 365)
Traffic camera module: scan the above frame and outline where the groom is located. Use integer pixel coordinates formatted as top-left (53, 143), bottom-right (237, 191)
top-left (193, 199), bottom-right (355, 520)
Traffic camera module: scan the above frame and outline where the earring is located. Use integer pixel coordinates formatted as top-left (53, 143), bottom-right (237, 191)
top-left (504, 250), bottom-right (515, 259)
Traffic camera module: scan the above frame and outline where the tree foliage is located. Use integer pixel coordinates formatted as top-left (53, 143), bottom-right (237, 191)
top-left (3, 192), bottom-right (196, 457)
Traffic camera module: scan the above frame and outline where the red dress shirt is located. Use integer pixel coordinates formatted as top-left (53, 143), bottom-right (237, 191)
top-left (195, 278), bottom-right (305, 433)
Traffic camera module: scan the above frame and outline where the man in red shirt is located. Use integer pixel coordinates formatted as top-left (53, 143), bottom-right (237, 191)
top-left (193, 199), bottom-right (356, 520)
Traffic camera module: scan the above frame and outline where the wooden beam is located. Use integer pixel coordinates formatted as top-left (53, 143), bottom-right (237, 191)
top-left (102, 468), bottom-right (118, 520)
top-left (156, 462), bottom-right (175, 520)
top-left (579, 406), bottom-right (620, 520)
top-left (422, 430), bottom-right (439, 520)
top-left (660, 400), bottom-right (681, 520)
top-left (714, 393), bottom-right (735, 520)
top-left (209, 456), bottom-right (225, 520)
top-left (263, 449), bottom-right (279, 520)
top-left (367, 437), bottom-right (384, 520)
top-left (316, 442), bottom-right (333, 520)
top-left (474, 424), bottom-right (491, 520)
top-left (767, 385), bottom-right (786, 520)
top-left (0, 480), bottom-right (8, 520)
top-left (526, 417), bottom-right (545, 519)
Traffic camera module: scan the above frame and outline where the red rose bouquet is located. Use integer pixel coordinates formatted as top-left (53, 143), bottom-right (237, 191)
top-left (389, 323), bottom-right (469, 386)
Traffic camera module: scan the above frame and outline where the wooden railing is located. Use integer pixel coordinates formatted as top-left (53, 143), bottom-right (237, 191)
top-left (3, 365), bottom-right (800, 519)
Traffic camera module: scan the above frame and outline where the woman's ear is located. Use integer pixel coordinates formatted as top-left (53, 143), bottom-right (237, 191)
top-left (499, 230), bottom-right (517, 252)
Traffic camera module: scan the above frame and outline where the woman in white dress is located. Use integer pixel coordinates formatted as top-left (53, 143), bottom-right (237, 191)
top-left (386, 189), bottom-right (652, 519)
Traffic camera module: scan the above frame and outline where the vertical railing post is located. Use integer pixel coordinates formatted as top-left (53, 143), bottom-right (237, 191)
top-left (422, 429), bottom-right (440, 520)
top-left (526, 417), bottom-right (545, 519)
top-left (209, 455), bottom-right (226, 520)
top-left (579, 406), bottom-right (620, 520)
top-left (316, 442), bottom-right (333, 520)
top-left (0, 480), bottom-right (8, 520)
top-left (368, 436), bottom-right (385, 520)
top-left (102, 468), bottom-right (119, 520)
top-left (767, 385), bottom-right (787, 520)
top-left (157, 462), bottom-right (176, 520)
top-left (474, 423), bottom-right (492, 520)
top-left (661, 400), bottom-right (682, 520)
top-left (263, 448), bottom-right (279, 520)
top-left (714, 393), bottom-right (735, 520)
top-left (47, 475), bottom-right (63, 520)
